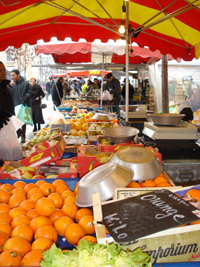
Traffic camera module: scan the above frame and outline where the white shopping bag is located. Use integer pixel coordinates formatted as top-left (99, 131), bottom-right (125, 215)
top-left (102, 90), bottom-right (113, 101)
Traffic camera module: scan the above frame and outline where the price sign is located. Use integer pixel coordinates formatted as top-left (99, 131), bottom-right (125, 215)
top-left (102, 189), bottom-right (199, 243)
top-left (51, 124), bottom-right (71, 133)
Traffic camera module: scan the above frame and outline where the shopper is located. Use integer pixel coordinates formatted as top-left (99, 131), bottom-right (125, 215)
top-left (30, 77), bottom-right (45, 132)
top-left (179, 90), bottom-right (200, 121)
top-left (10, 69), bottom-right (33, 143)
top-left (52, 77), bottom-right (64, 107)
top-left (72, 80), bottom-right (80, 96)
top-left (121, 78), bottom-right (134, 105)
top-left (63, 76), bottom-right (72, 99)
top-left (104, 72), bottom-right (121, 116)
top-left (0, 61), bottom-right (22, 160)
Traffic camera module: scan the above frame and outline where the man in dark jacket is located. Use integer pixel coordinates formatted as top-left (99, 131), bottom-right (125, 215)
top-left (72, 80), bottom-right (80, 97)
top-left (63, 76), bottom-right (71, 99)
top-left (104, 72), bottom-right (121, 116)
top-left (52, 77), bottom-right (64, 107)
top-left (121, 78), bottom-right (134, 105)
top-left (10, 69), bottom-right (33, 143)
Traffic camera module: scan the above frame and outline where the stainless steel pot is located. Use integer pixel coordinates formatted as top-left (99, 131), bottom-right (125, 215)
top-left (109, 146), bottom-right (162, 181)
top-left (119, 105), bottom-right (138, 111)
top-left (102, 126), bottom-right (140, 143)
top-left (75, 163), bottom-right (134, 207)
top-left (147, 113), bottom-right (185, 126)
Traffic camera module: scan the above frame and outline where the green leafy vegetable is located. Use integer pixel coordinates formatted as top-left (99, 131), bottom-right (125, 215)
top-left (40, 241), bottom-right (153, 267)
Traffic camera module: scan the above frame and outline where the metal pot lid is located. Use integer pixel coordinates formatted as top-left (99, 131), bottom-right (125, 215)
top-left (116, 146), bottom-right (155, 164)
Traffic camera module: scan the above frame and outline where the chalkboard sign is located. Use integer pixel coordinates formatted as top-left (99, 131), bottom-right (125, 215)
top-left (102, 189), bottom-right (199, 243)
top-left (51, 124), bottom-right (71, 133)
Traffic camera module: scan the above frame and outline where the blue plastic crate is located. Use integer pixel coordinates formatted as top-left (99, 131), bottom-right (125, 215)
top-left (154, 262), bottom-right (200, 267)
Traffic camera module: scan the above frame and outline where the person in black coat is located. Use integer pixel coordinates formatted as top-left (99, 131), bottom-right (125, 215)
top-left (52, 77), bottom-right (64, 107)
top-left (0, 61), bottom-right (14, 130)
top-left (121, 79), bottom-right (134, 105)
top-left (30, 77), bottom-right (45, 132)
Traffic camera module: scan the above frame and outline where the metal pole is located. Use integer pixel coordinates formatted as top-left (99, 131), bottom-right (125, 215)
top-left (162, 54), bottom-right (169, 113)
top-left (101, 53), bottom-right (104, 108)
top-left (125, 0), bottom-right (129, 124)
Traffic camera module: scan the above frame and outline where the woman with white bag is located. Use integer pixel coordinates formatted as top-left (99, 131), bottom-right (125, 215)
top-left (0, 61), bottom-right (23, 161)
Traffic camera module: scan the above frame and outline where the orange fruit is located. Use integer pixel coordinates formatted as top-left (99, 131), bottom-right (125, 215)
top-left (75, 122), bottom-right (82, 131)
top-left (185, 189), bottom-right (200, 201)
top-left (13, 181), bottom-right (27, 189)
top-left (30, 193), bottom-right (44, 202)
top-left (61, 190), bottom-right (75, 200)
top-left (35, 225), bottom-right (58, 243)
top-left (77, 235), bottom-right (97, 246)
top-left (35, 180), bottom-right (46, 187)
top-left (19, 199), bottom-right (35, 212)
top-left (74, 186), bottom-right (78, 195)
top-left (65, 223), bottom-right (85, 245)
top-left (30, 216), bottom-right (52, 233)
top-left (61, 203), bottom-right (78, 220)
top-left (39, 183), bottom-right (55, 196)
top-left (71, 129), bottom-right (78, 136)
top-left (75, 208), bottom-right (93, 223)
top-left (9, 207), bottom-right (26, 219)
top-left (82, 123), bottom-right (88, 131)
top-left (0, 203), bottom-right (11, 214)
top-left (11, 188), bottom-right (26, 196)
top-left (48, 209), bottom-right (65, 223)
top-left (27, 188), bottom-right (43, 199)
top-left (54, 216), bottom-right (74, 236)
top-left (0, 212), bottom-right (12, 224)
top-left (78, 215), bottom-right (95, 235)
top-left (8, 193), bottom-right (26, 208)
top-left (0, 190), bottom-right (11, 204)
top-left (26, 209), bottom-right (39, 220)
top-left (0, 222), bottom-right (12, 236)
top-left (63, 196), bottom-right (76, 204)
top-left (52, 179), bottom-right (66, 188)
top-left (127, 181), bottom-right (141, 188)
top-left (11, 224), bottom-right (33, 242)
top-left (3, 236), bottom-right (31, 256)
top-left (56, 184), bottom-right (70, 195)
top-left (35, 197), bottom-right (55, 217)
top-left (21, 249), bottom-right (43, 266)
top-left (156, 182), bottom-right (172, 187)
top-left (32, 237), bottom-right (53, 252)
top-left (189, 219), bottom-right (200, 225)
top-left (0, 250), bottom-right (22, 266)
top-left (0, 184), bottom-right (13, 193)
top-left (11, 215), bottom-right (30, 228)
top-left (154, 176), bottom-right (168, 185)
top-left (0, 230), bottom-right (9, 252)
top-left (140, 180), bottom-right (156, 187)
top-left (79, 117), bottom-right (86, 124)
top-left (24, 183), bottom-right (38, 194)
top-left (48, 193), bottom-right (63, 208)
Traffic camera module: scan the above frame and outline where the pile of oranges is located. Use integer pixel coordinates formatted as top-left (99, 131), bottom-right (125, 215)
top-left (66, 117), bottom-right (119, 137)
top-left (0, 180), bottom-right (96, 266)
top-left (127, 173), bottom-right (172, 188)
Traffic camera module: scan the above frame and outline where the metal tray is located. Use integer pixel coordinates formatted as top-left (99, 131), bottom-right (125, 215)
top-left (119, 105), bottom-right (138, 111)
top-left (147, 113), bottom-right (185, 126)
top-left (75, 163), bottom-right (134, 207)
top-left (102, 126), bottom-right (139, 143)
top-left (92, 113), bottom-right (111, 121)
top-left (109, 146), bottom-right (162, 181)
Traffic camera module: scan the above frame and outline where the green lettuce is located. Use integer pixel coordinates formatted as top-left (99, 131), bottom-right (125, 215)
top-left (40, 241), bottom-right (153, 267)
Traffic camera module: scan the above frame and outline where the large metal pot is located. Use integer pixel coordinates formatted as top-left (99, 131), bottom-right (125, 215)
top-left (109, 146), bottom-right (162, 181)
top-left (102, 126), bottom-right (140, 143)
top-left (75, 163), bottom-right (134, 207)
top-left (147, 113), bottom-right (185, 126)
top-left (119, 105), bottom-right (138, 111)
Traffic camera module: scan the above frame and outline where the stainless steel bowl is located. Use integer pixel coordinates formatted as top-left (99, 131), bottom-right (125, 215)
top-left (109, 146), bottom-right (162, 181)
top-left (119, 105), bottom-right (138, 111)
top-left (92, 113), bottom-right (111, 121)
top-left (75, 163), bottom-right (134, 207)
top-left (102, 126), bottom-right (140, 143)
top-left (147, 113), bottom-right (185, 126)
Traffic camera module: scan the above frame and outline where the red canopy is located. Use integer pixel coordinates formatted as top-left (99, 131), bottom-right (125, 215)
top-left (35, 42), bottom-right (179, 64)
top-left (0, 0), bottom-right (199, 61)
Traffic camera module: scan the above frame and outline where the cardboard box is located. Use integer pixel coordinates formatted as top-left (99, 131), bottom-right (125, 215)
top-left (93, 190), bottom-right (200, 264)
top-left (97, 136), bottom-right (143, 152)
top-left (77, 145), bottom-right (112, 176)
top-left (20, 133), bottom-right (66, 167)
top-left (0, 161), bottom-right (11, 173)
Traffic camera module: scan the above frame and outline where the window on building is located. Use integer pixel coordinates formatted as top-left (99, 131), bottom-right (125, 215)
top-left (6, 52), bottom-right (14, 62)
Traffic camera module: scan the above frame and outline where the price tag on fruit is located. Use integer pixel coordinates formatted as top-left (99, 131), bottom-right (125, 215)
top-left (102, 189), bottom-right (199, 243)
top-left (51, 124), bottom-right (71, 133)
